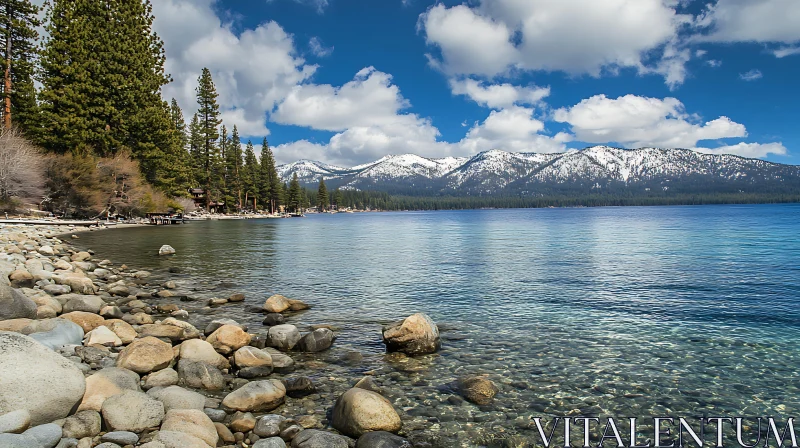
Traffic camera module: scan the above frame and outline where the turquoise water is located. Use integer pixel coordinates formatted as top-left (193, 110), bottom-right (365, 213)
top-left (78, 204), bottom-right (800, 445)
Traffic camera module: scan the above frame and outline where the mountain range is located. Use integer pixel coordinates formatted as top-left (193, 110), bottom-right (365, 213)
top-left (277, 146), bottom-right (800, 197)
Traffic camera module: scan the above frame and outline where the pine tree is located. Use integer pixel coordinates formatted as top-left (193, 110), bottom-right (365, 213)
top-left (260, 140), bottom-right (282, 214)
top-left (188, 113), bottom-right (203, 184)
top-left (169, 99), bottom-right (187, 148)
top-left (317, 178), bottom-right (328, 211)
top-left (287, 173), bottom-right (302, 213)
top-left (195, 67), bottom-right (222, 210)
top-left (258, 137), bottom-right (272, 211)
top-left (242, 140), bottom-right (258, 210)
top-left (0, 0), bottom-right (40, 134)
top-left (334, 188), bottom-right (344, 209)
top-left (226, 126), bottom-right (242, 210)
top-left (39, 0), bottom-right (171, 157)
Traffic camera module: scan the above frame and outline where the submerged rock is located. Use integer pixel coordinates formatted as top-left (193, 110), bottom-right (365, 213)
top-left (267, 324), bottom-right (301, 351)
top-left (382, 313), bottom-right (440, 355)
top-left (356, 432), bottom-right (412, 448)
top-left (297, 328), bottom-right (335, 352)
top-left (458, 375), bottom-right (499, 405)
top-left (291, 429), bottom-right (349, 448)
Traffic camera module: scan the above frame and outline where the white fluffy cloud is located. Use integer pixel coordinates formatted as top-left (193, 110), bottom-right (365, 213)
top-left (152, 0), bottom-right (317, 137)
top-left (739, 69), bottom-right (763, 81)
top-left (553, 94), bottom-right (786, 158)
top-left (694, 0), bottom-right (800, 44)
top-left (456, 107), bottom-right (568, 155)
top-left (419, 0), bottom-right (689, 82)
top-left (449, 79), bottom-right (550, 109)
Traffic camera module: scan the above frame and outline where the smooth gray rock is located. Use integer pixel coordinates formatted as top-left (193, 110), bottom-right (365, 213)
top-left (101, 391), bottom-right (164, 432)
top-left (297, 328), bottom-right (335, 352)
top-left (0, 432), bottom-right (42, 448)
top-left (0, 284), bottom-right (37, 320)
top-left (254, 437), bottom-right (287, 448)
top-left (356, 432), bottom-right (412, 448)
top-left (95, 443), bottom-right (122, 448)
top-left (61, 295), bottom-right (105, 314)
top-left (283, 377), bottom-right (316, 398)
top-left (0, 409), bottom-right (30, 433)
top-left (147, 386), bottom-right (205, 411)
top-left (203, 408), bottom-right (227, 423)
top-left (203, 318), bottom-right (245, 336)
top-left (0, 332), bottom-right (86, 426)
top-left (23, 423), bottom-right (63, 448)
top-left (25, 319), bottom-right (84, 350)
top-left (101, 431), bottom-right (139, 445)
top-left (253, 414), bottom-right (286, 437)
top-left (177, 360), bottom-right (225, 391)
top-left (291, 430), bottom-right (349, 448)
top-left (266, 325), bottom-right (301, 351)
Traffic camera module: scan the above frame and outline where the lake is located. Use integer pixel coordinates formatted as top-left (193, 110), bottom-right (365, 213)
top-left (77, 204), bottom-right (800, 446)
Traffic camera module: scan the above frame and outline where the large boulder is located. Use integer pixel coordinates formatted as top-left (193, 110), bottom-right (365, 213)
top-left (381, 313), bottom-right (440, 355)
top-left (297, 328), bottom-right (335, 352)
top-left (177, 360), bottom-right (226, 391)
top-left (116, 336), bottom-right (174, 374)
top-left (263, 295), bottom-right (290, 313)
top-left (101, 390), bottom-right (164, 432)
top-left (160, 409), bottom-right (218, 447)
top-left (52, 273), bottom-right (96, 294)
top-left (234, 346), bottom-right (273, 379)
top-left (458, 376), bottom-right (498, 405)
top-left (144, 367), bottom-right (179, 390)
top-left (61, 294), bottom-right (105, 314)
top-left (203, 318), bottom-right (246, 336)
top-left (0, 284), bottom-right (37, 320)
top-left (59, 311), bottom-right (105, 333)
top-left (222, 380), bottom-right (286, 412)
top-left (147, 385), bottom-right (205, 411)
top-left (291, 430), bottom-right (349, 448)
top-left (267, 324), bottom-right (301, 351)
top-left (206, 324), bottom-right (251, 355)
top-left (23, 318), bottom-right (84, 350)
top-left (331, 388), bottom-right (402, 438)
top-left (178, 339), bottom-right (230, 369)
top-left (78, 367), bottom-right (141, 412)
top-left (0, 332), bottom-right (86, 426)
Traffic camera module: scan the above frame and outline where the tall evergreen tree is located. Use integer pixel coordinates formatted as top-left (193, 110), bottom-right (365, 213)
top-left (169, 98), bottom-right (187, 148)
top-left (242, 140), bottom-right (258, 210)
top-left (258, 137), bottom-right (272, 211)
top-left (259, 140), bottom-right (282, 214)
top-left (226, 126), bottom-right (242, 210)
top-left (287, 173), bottom-right (302, 213)
top-left (317, 178), bottom-right (328, 211)
top-left (39, 0), bottom-right (171, 157)
top-left (188, 113), bottom-right (203, 184)
top-left (195, 67), bottom-right (222, 209)
top-left (0, 0), bottom-right (40, 133)
top-left (333, 188), bottom-right (344, 209)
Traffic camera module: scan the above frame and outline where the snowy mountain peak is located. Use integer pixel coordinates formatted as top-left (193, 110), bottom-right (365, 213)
top-left (277, 146), bottom-right (800, 195)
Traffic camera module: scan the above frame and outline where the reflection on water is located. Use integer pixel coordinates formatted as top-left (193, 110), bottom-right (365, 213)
top-left (78, 204), bottom-right (800, 446)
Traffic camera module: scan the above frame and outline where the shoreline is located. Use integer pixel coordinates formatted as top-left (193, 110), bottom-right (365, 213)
top-left (0, 223), bottom-right (463, 448)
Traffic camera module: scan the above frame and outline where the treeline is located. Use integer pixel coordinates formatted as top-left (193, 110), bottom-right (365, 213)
top-left (0, 0), bottom-right (291, 216)
top-left (333, 190), bottom-right (800, 211)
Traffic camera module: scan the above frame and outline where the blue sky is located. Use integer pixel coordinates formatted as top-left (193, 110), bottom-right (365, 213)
top-left (150, 0), bottom-right (800, 166)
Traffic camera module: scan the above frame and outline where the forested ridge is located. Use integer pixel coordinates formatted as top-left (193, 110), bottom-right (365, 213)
top-left (0, 0), bottom-right (796, 217)
top-left (0, 0), bottom-right (303, 217)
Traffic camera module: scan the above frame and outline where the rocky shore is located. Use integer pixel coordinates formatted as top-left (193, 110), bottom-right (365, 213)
top-left (0, 224), bottom-right (497, 448)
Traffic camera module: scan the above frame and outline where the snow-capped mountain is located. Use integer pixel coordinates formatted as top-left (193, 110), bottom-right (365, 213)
top-left (278, 146), bottom-right (800, 195)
